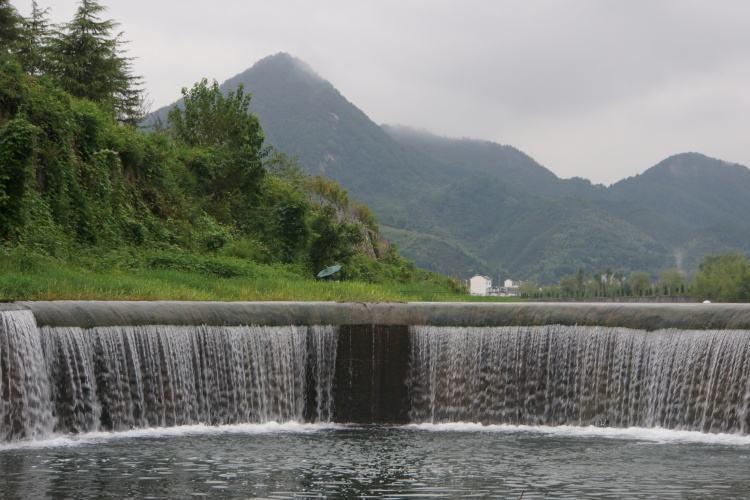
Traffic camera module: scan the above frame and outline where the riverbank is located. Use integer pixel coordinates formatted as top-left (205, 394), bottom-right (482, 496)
top-left (0, 248), bottom-right (517, 303)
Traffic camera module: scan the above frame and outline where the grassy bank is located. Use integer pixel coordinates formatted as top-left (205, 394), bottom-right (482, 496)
top-left (0, 248), bottom-right (519, 302)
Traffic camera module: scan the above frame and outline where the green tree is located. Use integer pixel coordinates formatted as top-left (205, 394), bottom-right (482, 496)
top-left (168, 79), bottom-right (262, 150)
top-left (658, 268), bottom-right (685, 296)
top-left (0, 54), bottom-right (24, 120)
top-left (0, 0), bottom-right (22, 54)
top-left (584, 277), bottom-right (601, 298)
top-left (309, 206), bottom-right (362, 272)
top-left (49, 0), bottom-right (143, 122)
top-left (519, 281), bottom-right (539, 298)
top-left (628, 271), bottom-right (652, 296)
top-left (168, 78), bottom-right (265, 225)
top-left (692, 253), bottom-right (750, 302)
top-left (559, 275), bottom-right (578, 297)
top-left (575, 268), bottom-right (585, 295)
top-left (17, 1), bottom-right (52, 75)
top-left (256, 175), bottom-right (309, 263)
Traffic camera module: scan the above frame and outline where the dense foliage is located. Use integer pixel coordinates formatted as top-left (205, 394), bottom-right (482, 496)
top-left (0, 0), bottom-right (461, 300)
top-left (692, 253), bottom-right (750, 302)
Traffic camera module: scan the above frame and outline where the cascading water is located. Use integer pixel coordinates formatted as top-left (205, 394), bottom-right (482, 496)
top-left (409, 325), bottom-right (750, 433)
top-left (0, 310), bottom-right (54, 441)
top-left (0, 309), bottom-right (337, 441)
top-left (6, 303), bottom-right (750, 442)
top-left (307, 326), bottom-right (338, 422)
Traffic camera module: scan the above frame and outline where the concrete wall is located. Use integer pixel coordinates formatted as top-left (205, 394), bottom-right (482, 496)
top-left (17, 300), bottom-right (750, 331)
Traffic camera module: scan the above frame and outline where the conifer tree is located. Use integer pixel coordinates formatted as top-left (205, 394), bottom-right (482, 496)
top-left (50, 0), bottom-right (143, 123)
top-left (17, 1), bottom-right (51, 74)
top-left (0, 0), bottom-right (23, 53)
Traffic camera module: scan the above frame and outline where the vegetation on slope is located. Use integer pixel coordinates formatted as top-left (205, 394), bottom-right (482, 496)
top-left (0, 0), bottom-right (463, 301)
top-left (386, 128), bottom-right (750, 282)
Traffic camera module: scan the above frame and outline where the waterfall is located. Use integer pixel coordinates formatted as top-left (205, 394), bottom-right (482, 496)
top-left (0, 310), bottom-right (54, 441)
top-left (307, 326), bottom-right (338, 422)
top-left (6, 304), bottom-right (750, 441)
top-left (409, 325), bottom-right (750, 434)
top-left (0, 310), bottom-right (337, 440)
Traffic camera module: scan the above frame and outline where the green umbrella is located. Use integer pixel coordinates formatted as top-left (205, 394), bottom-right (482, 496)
top-left (316, 265), bottom-right (342, 279)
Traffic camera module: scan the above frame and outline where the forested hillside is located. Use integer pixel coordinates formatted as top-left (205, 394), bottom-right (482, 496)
top-left (0, 0), bottom-right (461, 301)
top-left (387, 129), bottom-right (750, 281)
top-left (148, 53), bottom-right (750, 282)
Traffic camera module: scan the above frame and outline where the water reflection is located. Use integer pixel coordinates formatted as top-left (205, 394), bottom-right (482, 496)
top-left (1, 426), bottom-right (749, 498)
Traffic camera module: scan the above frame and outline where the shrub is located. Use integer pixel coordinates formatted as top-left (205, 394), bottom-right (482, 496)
top-left (146, 252), bottom-right (253, 279)
top-left (0, 116), bottom-right (37, 239)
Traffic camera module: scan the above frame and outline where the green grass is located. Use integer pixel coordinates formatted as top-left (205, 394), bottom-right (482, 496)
top-left (0, 249), bottom-right (521, 303)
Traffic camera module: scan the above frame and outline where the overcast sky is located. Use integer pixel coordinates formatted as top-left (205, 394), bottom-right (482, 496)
top-left (19, 1), bottom-right (750, 184)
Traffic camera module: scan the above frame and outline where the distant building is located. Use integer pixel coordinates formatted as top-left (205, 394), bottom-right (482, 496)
top-left (469, 275), bottom-right (492, 296)
top-left (499, 279), bottom-right (521, 297)
top-left (469, 276), bottom-right (524, 297)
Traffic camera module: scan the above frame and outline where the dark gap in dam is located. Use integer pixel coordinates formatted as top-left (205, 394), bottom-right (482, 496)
top-left (333, 325), bottom-right (411, 424)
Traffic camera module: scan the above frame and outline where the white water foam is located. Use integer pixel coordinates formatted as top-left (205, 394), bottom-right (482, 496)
top-left (403, 422), bottom-right (750, 446)
top-left (0, 421), bottom-right (341, 452)
top-left (3, 421), bottom-right (749, 452)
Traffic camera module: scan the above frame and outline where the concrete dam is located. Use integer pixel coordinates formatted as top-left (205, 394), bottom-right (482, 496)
top-left (2, 301), bottom-right (750, 441)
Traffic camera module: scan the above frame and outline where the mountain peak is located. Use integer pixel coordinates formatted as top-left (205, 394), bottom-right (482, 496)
top-left (662, 152), bottom-right (712, 163)
top-left (646, 152), bottom-right (746, 179)
top-left (243, 52), bottom-right (324, 85)
top-left (610, 152), bottom-right (749, 192)
top-left (657, 152), bottom-right (716, 169)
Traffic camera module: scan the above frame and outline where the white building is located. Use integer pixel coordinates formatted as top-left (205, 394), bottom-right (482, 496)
top-left (500, 279), bottom-right (521, 297)
top-left (469, 275), bottom-right (492, 296)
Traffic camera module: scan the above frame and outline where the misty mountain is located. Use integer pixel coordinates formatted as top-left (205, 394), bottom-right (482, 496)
top-left (148, 53), bottom-right (750, 282)
top-left (608, 153), bottom-right (750, 250)
top-left (147, 54), bottom-right (454, 214)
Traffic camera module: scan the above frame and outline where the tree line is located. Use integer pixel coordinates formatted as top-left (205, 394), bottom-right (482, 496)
top-left (520, 253), bottom-right (750, 302)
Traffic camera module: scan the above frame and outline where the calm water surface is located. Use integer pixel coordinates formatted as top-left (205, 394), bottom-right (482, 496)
top-left (2, 423), bottom-right (750, 499)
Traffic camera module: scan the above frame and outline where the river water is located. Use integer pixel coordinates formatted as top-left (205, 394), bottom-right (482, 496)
top-left (2, 423), bottom-right (749, 499)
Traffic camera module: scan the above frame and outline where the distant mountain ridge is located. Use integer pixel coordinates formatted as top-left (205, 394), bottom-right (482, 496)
top-left (148, 53), bottom-right (750, 282)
